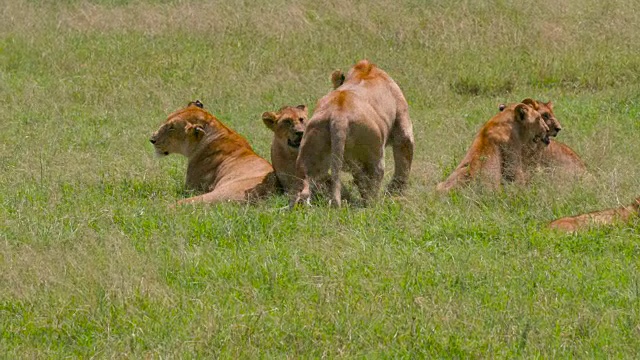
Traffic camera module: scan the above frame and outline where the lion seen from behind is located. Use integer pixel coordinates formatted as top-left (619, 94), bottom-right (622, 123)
top-left (291, 59), bottom-right (415, 207)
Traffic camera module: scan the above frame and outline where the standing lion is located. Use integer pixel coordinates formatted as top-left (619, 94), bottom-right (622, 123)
top-left (291, 60), bottom-right (415, 207)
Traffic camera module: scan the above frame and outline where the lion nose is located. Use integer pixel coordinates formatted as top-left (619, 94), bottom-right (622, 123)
top-left (555, 127), bottom-right (562, 134)
top-left (150, 139), bottom-right (156, 144)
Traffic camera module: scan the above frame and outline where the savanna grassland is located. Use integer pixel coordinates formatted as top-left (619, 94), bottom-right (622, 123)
top-left (2, 0), bottom-right (640, 357)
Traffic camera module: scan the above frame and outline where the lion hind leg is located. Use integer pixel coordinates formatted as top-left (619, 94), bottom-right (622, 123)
top-left (368, 159), bottom-right (385, 204)
top-left (178, 178), bottom-right (269, 206)
top-left (548, 217), bottom-right (579, 232)
top-left (177, 189), bottom-right (243, 206)
top-left (388, 111), bottom-right (415, 194)
top-left (436, 163), bottom-right (471, 193)
top-left (351, 156), bottom-right (384, 206)
top-left (549, 205), bottom-right (638, 232)
top-left (291, 125), bottom-right (331, 208)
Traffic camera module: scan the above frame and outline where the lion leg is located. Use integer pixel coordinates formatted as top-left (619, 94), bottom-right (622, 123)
top-left (549, 201), bottom-right (639, 233)
top-left (388, 111), bottom-right (414, 194)
top-left (482, 156), bottom-right (503, 190)
top-left (436, 166), bottom-right (469, 193)
top-left (548, 216), bottom-right (580, 232)
top-left (290, 167), bottom-right (326, 208)
top-left (352, 168), bottom-right (371, 205)
top-left (353, 158), bottom-right (384, 206)
top-left (178, 177), bottom-right (272, 205)
top-left (177, 189), bottom-right (243, 205)
top-left (549, 211), bottom-right (608, 233)
top-left (369, 159), bottom-right (385, 203)
top-left (499, 143), bottom-right (526, 185)
top-left (290, 124), bottom-right (331, 208)
top-left (290, 179), bottom-right (312, 208)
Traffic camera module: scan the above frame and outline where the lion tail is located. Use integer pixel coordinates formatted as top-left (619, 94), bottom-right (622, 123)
top-left (329, 115), bottom-right (348, 207)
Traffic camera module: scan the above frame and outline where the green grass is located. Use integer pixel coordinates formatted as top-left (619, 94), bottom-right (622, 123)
top-left (2, 0), bottom-right (640, 357)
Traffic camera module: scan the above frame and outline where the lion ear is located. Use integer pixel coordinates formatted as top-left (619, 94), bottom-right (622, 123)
top-left (498, 104), bottom-right (506, 112)
top-left (295, 104), bottom-right (308, 116)
top-left (330, 69), bottom-right (345, 89)
top-left (545, 100), bottom-right (554, 110)
top-left (194, 125), bottom-right (205, 138)
top-left (521, 98), bottom-right (538, 109)
top-left (188, 100), bottom-right (204, 108)
top-left (186, 124), bottom-right (206, 139)
top-left (262, 112), bottom-right (277, 131)
top-left (514, 104), bottom-right (529, 122)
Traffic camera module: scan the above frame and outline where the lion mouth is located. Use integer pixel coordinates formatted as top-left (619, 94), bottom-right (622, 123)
top-left (287, 138), bottom-right (302, 148)
top-left (541, 135), bottom-right (550, 145)
top-left (154, 148), bottom-right (170, 157)
top-left (533, 135), bottom-right (551, 145)
top-left (548, 127), bottom-right (561, 138)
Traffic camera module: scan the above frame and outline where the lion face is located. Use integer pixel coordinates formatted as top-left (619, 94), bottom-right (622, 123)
top-left (501, 99), bottom-right (562, 138)
top-left (514, 103), bottom-right (550, 145)
top-left (262, 105), bottom-right (308, 149)
top-left (150, 103), bottom-right (206, 157)
top-left (521, 98), bottom-right (561, 137)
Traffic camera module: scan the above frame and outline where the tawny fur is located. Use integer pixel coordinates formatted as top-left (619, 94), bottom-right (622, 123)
top-left (261, 105), bottom-right (308, 193)
top-left (150, 101), bottom-right (277, 205)
top-left (291, 59), bottom-right (415, 207)
top-left (436, 103), bottom-right (550, 192)
top-left (549, 197), bottom-right (640, 233)
top-left (505, 99), bottom-right (587, 175)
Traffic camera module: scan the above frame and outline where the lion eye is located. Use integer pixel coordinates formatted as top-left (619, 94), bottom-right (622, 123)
top-left (299, 117), bottom-right (305, 123)
top-left (542, 113), bottom-right (550, 120)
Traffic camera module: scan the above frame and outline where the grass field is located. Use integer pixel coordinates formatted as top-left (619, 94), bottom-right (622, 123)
top-left (2, 0), bottom-right (640, 357)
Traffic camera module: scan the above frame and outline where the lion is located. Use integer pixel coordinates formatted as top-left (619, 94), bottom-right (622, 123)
top-left (436, 103), bottom-right (550, 192)
top-left (150, 100), bottom-right (277, 205)
top-left (548, 196), bottom-right (640, 233)
top-left (291, 59), bottom-right (415, 207)
top-left (499, 99), bottom-right (586, 175)
top-left (261, 105), bottom-right (308, 192)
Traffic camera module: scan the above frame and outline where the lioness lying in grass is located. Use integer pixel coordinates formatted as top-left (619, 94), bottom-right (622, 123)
top-left (150, 100), bottom-right (277, 205)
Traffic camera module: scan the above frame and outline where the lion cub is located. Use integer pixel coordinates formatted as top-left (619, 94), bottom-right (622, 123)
top-left (150, 101), bottom-right (277, 205)
top-left (549, 197), bottom-right (640, 233)
top-left (499, 98), bottom-right (586, 175)
top-left (261, 105), bottom-right (308, 193)
top-left (291, 59), bottom-right (415, 207)
top-left (436, 103), bottom-right (550, 192)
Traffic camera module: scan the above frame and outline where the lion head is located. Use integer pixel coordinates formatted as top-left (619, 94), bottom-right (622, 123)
top-left (261, 105), bottom-right (308, 149)
top-left (513, 103), bottom-right (550, 145)
top-left (149, 101), bottom-right (208, 157)
top-left (500, 99), bottom-right (562, 137)
top-left (521, 98), bottom-right (561, 137)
